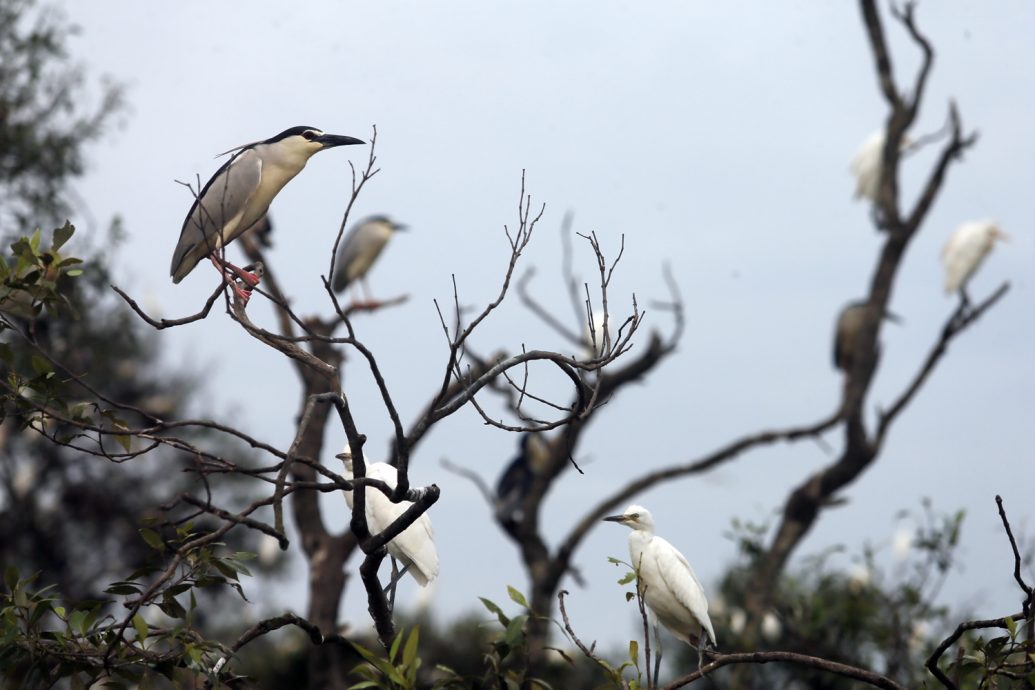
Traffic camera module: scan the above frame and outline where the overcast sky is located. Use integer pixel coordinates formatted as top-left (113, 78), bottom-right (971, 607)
top-left (57, 0), bottom-right (1033, 658)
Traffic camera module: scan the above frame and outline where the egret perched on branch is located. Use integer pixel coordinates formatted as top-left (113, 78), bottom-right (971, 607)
top-left (582, 310), bottom-right (613, 360)
top-left (833, 301), bottom-right (901, 373)
top-left (170, 126), bottom-right (364, 303)
top-left (942, 220), bottom-right (1008, 305)
top-left (331, 215), bottom-right (407, 300)
top-left (850, 128), bottom-right (908, 203)
top-left (338, 445), bottom-right (439, 588)
top-left (605, 504), bottom-right (716, 676)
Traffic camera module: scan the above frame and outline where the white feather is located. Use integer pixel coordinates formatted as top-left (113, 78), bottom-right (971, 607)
top-left (942, 219), bottom-right (1004, 294)
top-left (341, 451), bottom-right (439, 586)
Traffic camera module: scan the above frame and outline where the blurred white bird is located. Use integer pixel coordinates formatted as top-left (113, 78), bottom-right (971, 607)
top-left (338, 445), bottom-right (439, 588)
top-left (605, 504), bottom-right (716, 677)
top-left (582, 310), bottom-right (613, 360)
top-left (331, 215), bottom-right (407, 300)
top-left (850, 128), bottom-right (908, 203)
top-left (942, 220), bottom-right (1008, 303)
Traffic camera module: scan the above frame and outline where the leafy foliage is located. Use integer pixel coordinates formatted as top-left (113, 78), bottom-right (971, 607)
top-left (0, 0), bottom-right (123, 230)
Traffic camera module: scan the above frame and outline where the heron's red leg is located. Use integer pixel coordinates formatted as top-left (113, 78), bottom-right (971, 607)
top-left (208, 255), bottom-right (256, 305)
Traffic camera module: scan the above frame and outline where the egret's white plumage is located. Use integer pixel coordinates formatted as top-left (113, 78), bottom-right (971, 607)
top-left (850, 128), bottom-right (908, 203)
top-left (339, 446), bottom-right (439, 586)
top-left (605, 504), bottom-right (716, 649)
top-left (942, 220), bottom-right (1007, 296)
top-left (582, 310), bottom-right (613, 359)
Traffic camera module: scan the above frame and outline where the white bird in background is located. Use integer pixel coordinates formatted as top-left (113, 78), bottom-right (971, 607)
top-left (605, 504), bottom-right (716, 677)
top-left (331, 215), bottom-right (407, 301)
top-left (942, 220), bottom-right (1008, 304)
top-left (582, 310), bottom-right (614, 360)
top-left (338, 445), bottom-right (439, 589)
top-left (850, 128), bottom-right (908, 203)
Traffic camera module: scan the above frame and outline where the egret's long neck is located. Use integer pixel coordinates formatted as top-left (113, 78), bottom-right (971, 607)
top-left (628, 529), bottom-right (652, 570)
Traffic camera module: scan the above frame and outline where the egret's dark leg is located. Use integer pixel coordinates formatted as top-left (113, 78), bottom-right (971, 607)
top-left (696, 628), bottom-right (705, 674)
top-left (381, 558), bottom-right (414, 610)
top-left (652, 623), bottom-right (662, 687)
top-left (386, 557), bottom-right (400, 611)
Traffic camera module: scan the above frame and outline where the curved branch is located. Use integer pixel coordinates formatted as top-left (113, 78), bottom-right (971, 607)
top-left (925, 611), bottom-right (1026, 690)
top-left (662, 649), bottom-right (908, 690)
top-left (554, 409), bottom-right (841, 579)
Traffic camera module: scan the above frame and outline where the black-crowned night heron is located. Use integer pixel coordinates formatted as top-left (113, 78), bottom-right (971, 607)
top-left (605, 504), bottom-right (717, 677)
top-left (170, 126), bottom-right (364, 303)
top-left (942, 220), bottom-right (1008, 305)
top-left (331, 215), bottom-right (407, 300)
top-left (495, 433), bottom-right (550, 525)
top-left (337, 445), bottom-right (439, 588)
top-left (833, 301), bottom-right (900, 373)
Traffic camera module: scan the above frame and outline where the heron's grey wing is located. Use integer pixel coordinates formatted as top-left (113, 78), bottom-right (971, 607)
top-left (170, 150), bottom-right (263, 282)
top-left (331, 224), bottom-right (366, 293)
top-left (656, 540), bottom-right (717, 645)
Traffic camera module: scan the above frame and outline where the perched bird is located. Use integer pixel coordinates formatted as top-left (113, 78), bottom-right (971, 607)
top-left (605, 504), bottom-right (716, 676)
top-left (170, 126), bottom-right (364, 303)
top-left (331, 215), bottom-right (407, 299)
top-left (942, 220), bottom-right (1008, 303)
top-left (850, 128), bottom-right (908, 203)
top-left (495, 432), bottom-right (551, 525)
top-left (582, 310), bottom-right (614, 360)
top-left (242, 214), bottom-right (274, 249)
top-left (833, 300), bottom-right (900, 374)
top-left (338, 445), bottom-right (439, 587)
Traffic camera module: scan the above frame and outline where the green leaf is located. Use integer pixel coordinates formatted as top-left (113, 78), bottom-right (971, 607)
top-left (30, 355), bottom-right (52, 375)
top-left (139, 529), bottom-right (164, 551)
top-left (52, 222), bottom-right (75, 251)
top-left (158, 595), bottom-right (186, 619)
top-left (133, 613), bottom-right (148, 643)
top-left (625, 592), bottom-right (635, 602)
top-left (506, 585), bottom-right (529, 609)
top-left (1004, 615), bottom-right (1017, 638)
top-left (479, 596), bottom-right (510, 627)
top-left (628, 639), bottom-right (639, 665)
top-left (503, 614), bottom-right (527, 649)
top-left (29, 229), bottom-right (42, 254)
top-left (69, 609), bottom-right (88, 635)
top-left (389, 626), bottom-right (404, 662)
top-left (403, 626), bottom-right (420, 667)
top-left (618, 571), bottom-right (636, 586)
top-left (4, 564), bottom-right (17, 591)
top-left (66, 269), bottom-right (83, 277)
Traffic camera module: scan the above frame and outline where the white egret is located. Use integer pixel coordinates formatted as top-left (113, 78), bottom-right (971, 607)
top-left (582, 310), bottom-right (613, 359)
top-left (338, 445), bottom-right (439, 588)
top-left (850, 128), bottom-right (909, 203)
top-left (605, 504), bottom-right (716, 678)
top-left (942, 220), bottom-right (1008, 303)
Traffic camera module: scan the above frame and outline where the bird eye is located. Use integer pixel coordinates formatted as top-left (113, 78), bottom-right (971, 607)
top-left (302, 130), bottom-right (317, 141)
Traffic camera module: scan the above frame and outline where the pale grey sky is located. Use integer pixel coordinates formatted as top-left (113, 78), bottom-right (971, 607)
top-left (59, 1), bottom-right (1033, 656)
